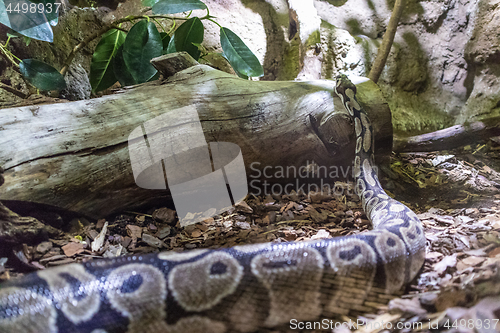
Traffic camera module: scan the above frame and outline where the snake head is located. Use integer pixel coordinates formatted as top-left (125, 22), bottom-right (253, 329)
top-left (335, 74), bottom-right (357, 95)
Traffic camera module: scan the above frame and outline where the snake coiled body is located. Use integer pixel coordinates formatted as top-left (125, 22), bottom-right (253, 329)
top-left (0, 75), bottom-right (425, 333)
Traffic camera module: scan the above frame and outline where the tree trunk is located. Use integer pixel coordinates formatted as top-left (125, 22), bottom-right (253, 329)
top-left (368, 0), bottom-right (406, 83)
top-left (0, 64), bottom-right (392, 219)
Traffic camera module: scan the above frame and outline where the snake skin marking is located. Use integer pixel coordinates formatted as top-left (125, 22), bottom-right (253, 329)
top-left (406, 209), bottom-right (420, 221)
top-left (364, 196), bottom-right (379, 216)
top-left (354, 117), bottom-right (362, 137)
top-left (233, 242), bottom-right (273, 253)
top-left (354, 155), bottom-right (361, 178)
top-left (106, 263), bottom-right (167, 332)
top-left (385, 218), bottom-right (406, 226)
top-left (168, 316), bottom-right (226, 333)
top-left (345, 88), bottom-right (360, 110)
top-left (373, 230), bottom-right (407, 292)
top-left (0, 287), bottom-right (57, 333)
top-left (356, 178), bottom-right (366, 196)
top-left (37, 263), bottom-right (100, 324)
top-left (325, 238), bottom-right (377, 314)
top-left (362, 189), bottom-right (374, 201)
top-left (360, 113), bottom-right (371, 146)
top-left (227, 286), bottom-right (270, 333)
top-left (363, 129), bottom-right (372, 153)
top-left (389, 204), bottom-right (405, 213)
top-left (371, 207), bottom-right (389, 223)
top-left (397, 221), bottom-right (426, 279)
top-left (407, 242), bottom-right (426, 280)
top-left (169, 252), bottom-right (243, 312)
top-left (158, 249), bottom-right (209, 262)
top-left (356, 137), bottom-right (363, 154)
top-left (327, 238), bottom-right (377, 272)
top-left (363, 159), bottom-right (376, 187)
top-left (377, 193), bottom-right (389, 200)
top-left (251, 246), bottom-right (323, 327)
top-left (345, 102), bottom-right (354, 116)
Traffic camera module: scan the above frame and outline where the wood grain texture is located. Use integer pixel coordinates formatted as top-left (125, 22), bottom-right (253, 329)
top-left (0, 66), bottom-right (391, 218)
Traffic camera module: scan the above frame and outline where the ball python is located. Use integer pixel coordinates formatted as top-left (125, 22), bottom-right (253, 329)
top-left (0, 75), bottom-right (426, 333)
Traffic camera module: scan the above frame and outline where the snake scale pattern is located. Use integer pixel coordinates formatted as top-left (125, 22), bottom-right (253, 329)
top-left (0, 75), bottom-right (426, 333)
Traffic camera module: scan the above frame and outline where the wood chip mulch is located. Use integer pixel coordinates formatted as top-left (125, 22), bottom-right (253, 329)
top-left (1, 143), bottom-right (500, 332)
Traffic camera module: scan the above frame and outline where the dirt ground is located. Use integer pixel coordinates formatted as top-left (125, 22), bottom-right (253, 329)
top-left (1, 141), bottom-right (500, 332)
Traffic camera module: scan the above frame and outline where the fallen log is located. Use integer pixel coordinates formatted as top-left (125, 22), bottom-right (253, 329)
top-left (394, 117), bottom-right (500, 152)
top-left (0, 54), bottom-right (392, 219)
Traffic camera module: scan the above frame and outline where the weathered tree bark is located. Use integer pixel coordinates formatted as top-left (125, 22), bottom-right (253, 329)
top-left (0, 62), bottom-right (392, 219)
top-left (393, 117), bottom-right (500, 152)
top-left (0, 200), bottom-right (63, 244)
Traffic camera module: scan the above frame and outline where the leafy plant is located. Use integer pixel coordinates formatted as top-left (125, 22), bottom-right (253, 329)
top-left (19, 58), bottom-right (66, 90)
top-left (0, 0), bottom-right (264, 93)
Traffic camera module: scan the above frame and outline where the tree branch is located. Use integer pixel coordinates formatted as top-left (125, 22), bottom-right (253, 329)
top-left (368, 0), bottom-right (406, 83)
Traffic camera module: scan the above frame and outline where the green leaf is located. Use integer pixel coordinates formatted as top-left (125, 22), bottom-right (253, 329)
top-left (27, 0), bottom-right (59, 23)
top-left (90, 28), bottom-right (126, 93)
top-left (152, 0), bottom-right (206, 14)
top-left (160, 32), bottom-right (170, 55)
top-left (123, 20), bottom-right (162, 84)
top-left (9, 24), bottom-right (53, 42)
top-left (141, 0), bottom-right (159, 7)
top-left (0, 0), bottom-right (57, 42)
top-left (174, 17), bottom-right (204, 60)
top-left (19, 59), bottom-right (66, 90)
top-left (148, 71), bottom-right (160, 82)
top-left (166, 34), bottom-right (177, 53)
top-left (113, 45), bottom-right (136, 87)
top-left (6, 29), bottom-right (21, 38)
top-left (220, 27), bottom-right (263, 77)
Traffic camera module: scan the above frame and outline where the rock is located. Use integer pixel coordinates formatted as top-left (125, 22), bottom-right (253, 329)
top-left (142, 233), bottom-right (166, 248)
top-left (263, 194), bottom-right (275, 204)
top-left (36, 241), bottom-right (53, 254)
top-left (96, 219), bottom-right (106, 229)
top-left (126, 224), bottom-right (142, 239)
top-left (235, 221), bottom-right (251, 230)
top-left (235, 201), bottom-right (253, 213)
top-left (91, 221), bottom-right (108, 252)
top-left (309, 208), bottom-right (328, 223)
top-left (153, 207), bottom-right (177, 224)
top-left (420, 293), bottom-right (438, 307)
top-left (103, 244), bottom-right (124, 258)
top-left (120, 236), bottom-right (132, 249)
top-left (311, 229), bottom-right (330, 240)
top-left (201, 217), bottom-right (215, 225)
top-left (61, 242), bottom-right (85, 257)
top-left (191, 229), bottom-right (202, 238)
top-left (388, 298), bottom-right (427, 315)
top-left (156, 226), bottom-right (171, 239)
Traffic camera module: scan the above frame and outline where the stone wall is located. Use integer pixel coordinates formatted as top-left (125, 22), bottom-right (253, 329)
top-left (199, 0), bottom-right (499, 134)
top-left (3, 0), bottom-right (499, 135)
